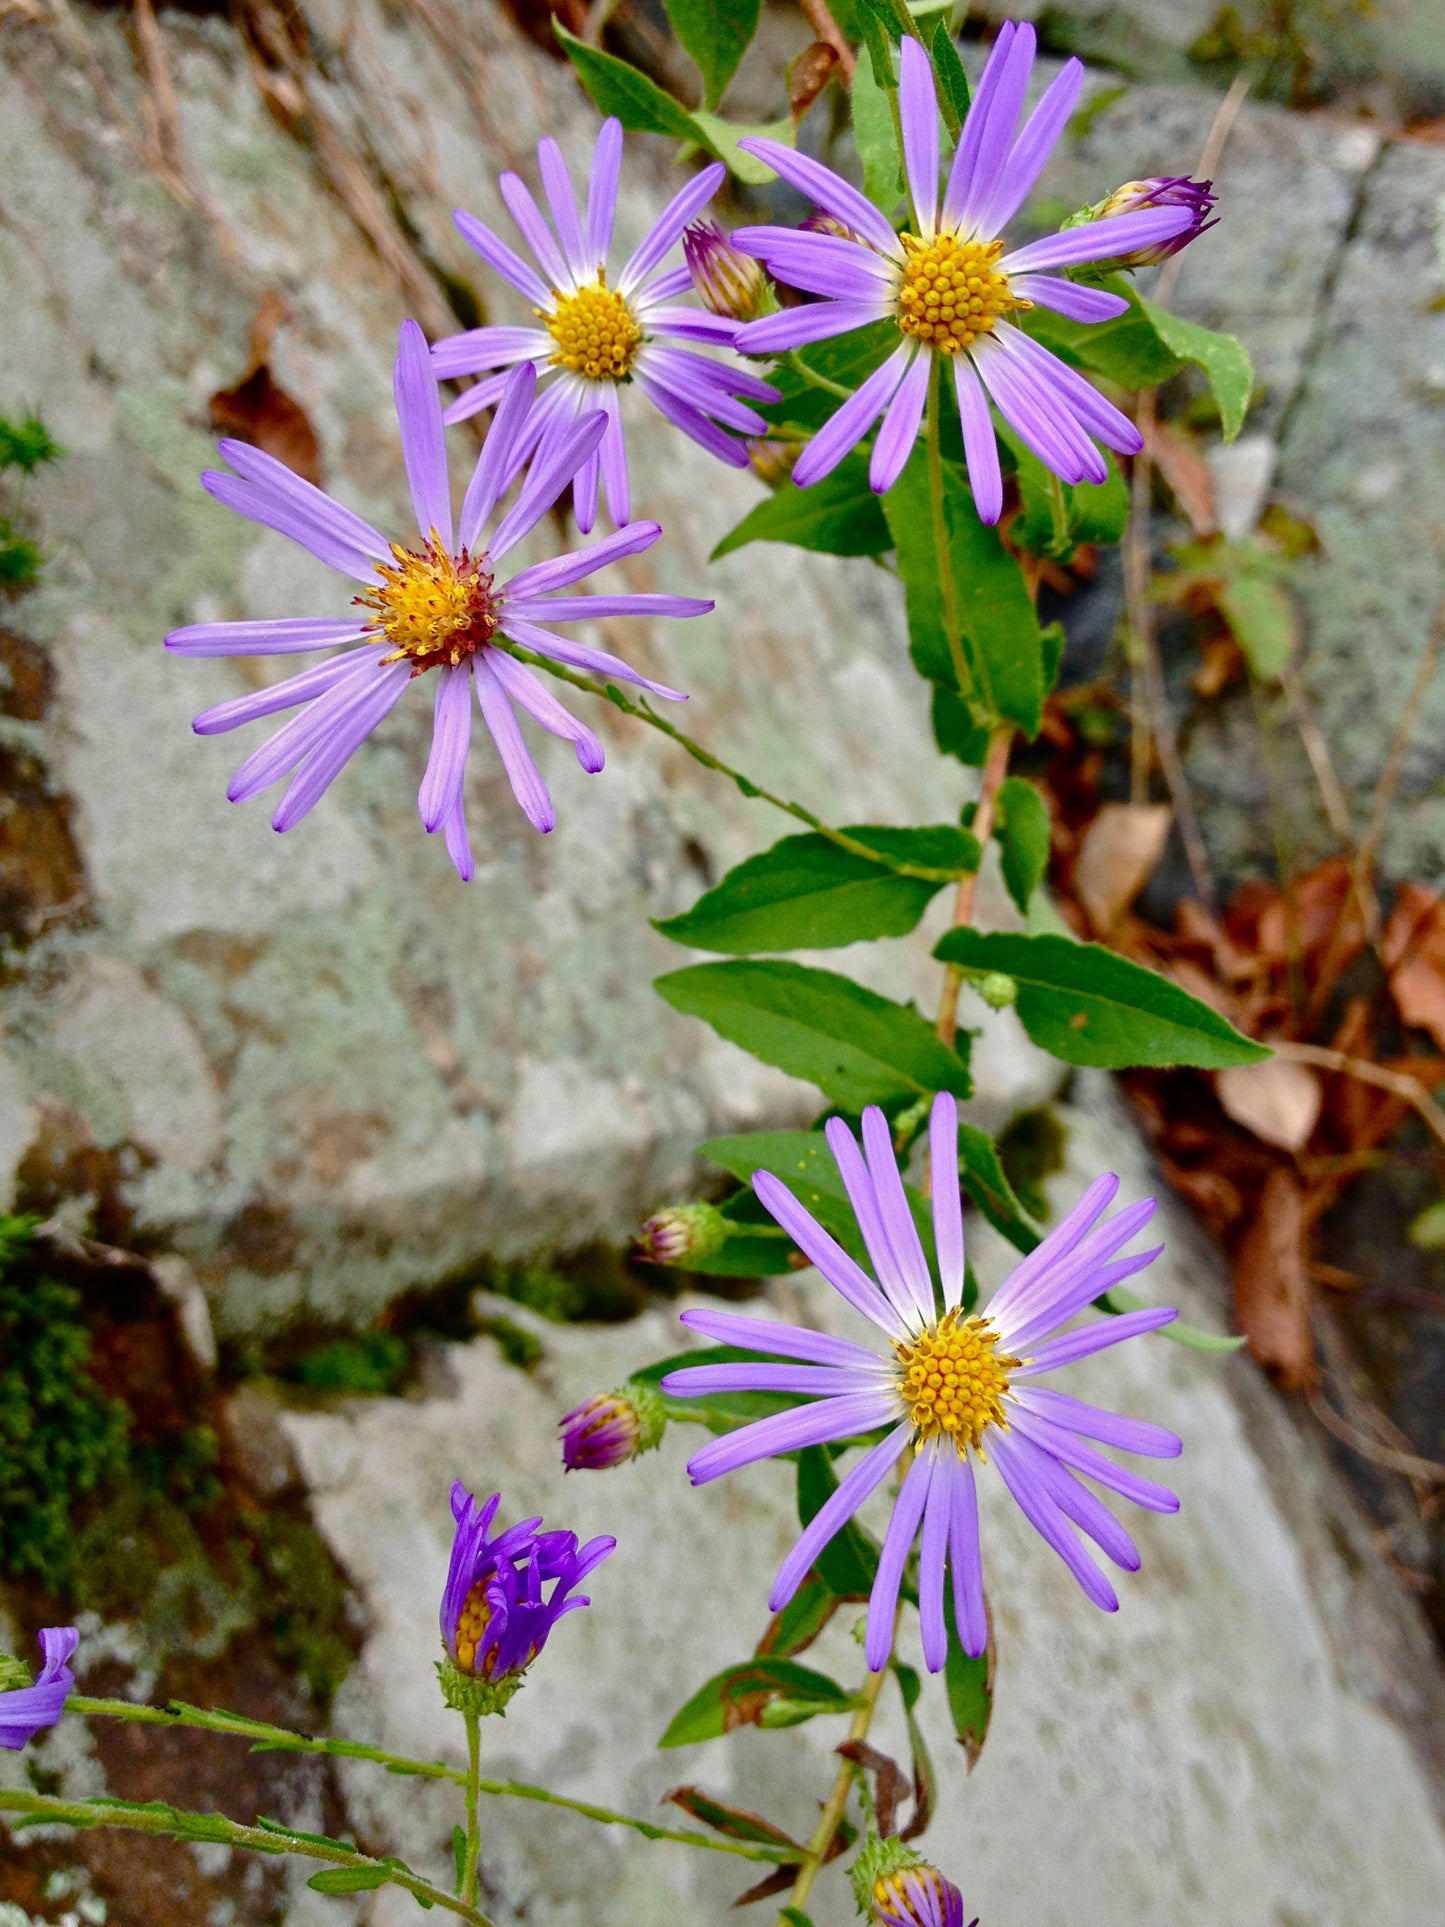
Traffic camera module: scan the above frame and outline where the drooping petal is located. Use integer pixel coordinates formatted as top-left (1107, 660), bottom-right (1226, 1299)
top-left (166, 617), bottom-right (368, 658)
top-left (491, 410), bottom-right (609, 558)
top-left (486, 648), bottom-right (604, 773)
top-left (572, 442), bottom-right (601, 536)
top-left (792, 341), bottom-right (914, 489)
top-left (394, 319), bottom-right (453, 550)
top-left (995, 324), bottom-right (1143, 454)
top-left (679, 1306), bottom-right (886, 1370)
top-left (454, 208), bottom-right (552, 307)
top-left (949, 355), bottom-right (1003, 528)
top-left (929, 1093), bottom-right (965, 1312)
top-left (498, 614), bottom-right (688, 702)
top-left (1010, 1431), bottom-right (1141, 1570)
top-left (685, 1389), bottom-right (902, 1485)
top-left (865, 1447), bottom-right (934, 1670)
top-left (442, 793), bottom-right (475, 882)
top-left (226, 652), bottom-right (394, 801)
top-left (1011, 274), bottom-right (1130, 323)
top-left (770, 1424), bottom-right (913, 1610)
top-left (734, 141), bottom-right (901, 257)
top-left (1011, 1407), bottom-right (1179, 1513)
top-left (636, 371), bottom-right (751, 468)
top-left (619, 162), bottom-right (727, 295)
top-left (459, 361), bottom-right (539, 554)
top-left (753, 1168), bottom-right (908, 1339)
top-left (271, 661), bottom-right (413, 830)
top-left (989, 1428), bottom-right (1118, 1610)
top-left (473, 653), bottom-right (555, 833)
top-left (430, 324), bottom-right (550, 381)
top-left (898, 35), bottom-right (941, 234)
top-left (969, 335), bottom-right (1102, 485)
top-left (1013, 1305), bottom-right (1177, 1375)
top-left (499, 169), bottom-right (571, 288)
top-left (192, 649), bottom-right (375, 735)
top-left (999, 203), bottom-right (1196, 276)
top-left (638, 346), bottom-right (769, 435)
top-left (598, 383), bottom-right (630, 527)
top-left (869, 342), bottom-right (930, 493)
top-left (976, 58), bottom-right (1083, 237)
top-left (586, 117), bottom-right (623, 265)
top-left (418, 662), bottom-right (474, 831)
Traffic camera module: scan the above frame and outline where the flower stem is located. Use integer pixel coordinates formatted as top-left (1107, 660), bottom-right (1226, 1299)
top-left (502, 644), bottom-right (971, 885)
top-left (784, 348), bottom-right (855, 402)
top-left (462, 1711), bottom-right (482, 1904)
top-left (775, 1660), bottom-right (891, 1924)
top-left (934, 721), bottom-right (1014, 1047)
top-left (925, 356), bottom-right (973, 701)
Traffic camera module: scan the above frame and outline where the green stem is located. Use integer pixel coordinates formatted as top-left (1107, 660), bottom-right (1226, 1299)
top-left (925, 357), bottom-right (973, 701)
top-left (774, 1656), bottom-right (891, 1925)
top-left (783, 349), bottom-right (855, 402)
top-left (1045, 469), bottom-right (1071, 557)
top-left (462, 1711), bottom-right (482, 1904)
top-left (0, 1789), bottom-right (497, 1926)
top-left (61, 1698), bottom-right (792, 1866)
top-left (499, 646), bottom-right (972, 886)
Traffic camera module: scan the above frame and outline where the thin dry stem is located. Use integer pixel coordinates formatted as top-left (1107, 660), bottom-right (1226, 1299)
top-left (796, 0), bottom-right (855, 79)
top-left (774, 1660), bottom-right (889, 1923)
top-left (1271, 1040), bottom-right (1445, 1154)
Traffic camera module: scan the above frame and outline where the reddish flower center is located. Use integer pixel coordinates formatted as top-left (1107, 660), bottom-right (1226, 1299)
top-left (358, 536), bottom-right (497, 676)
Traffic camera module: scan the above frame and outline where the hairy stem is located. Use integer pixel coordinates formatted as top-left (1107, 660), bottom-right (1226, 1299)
top-left (775, 1659), bottom-right (891, 1923)
top-left (463, 1711), bottom-right (482, 1903)
top-left (926, 357), bottom-right (973, 701)
top-left (934, 722), bottom-right (1014, 1047)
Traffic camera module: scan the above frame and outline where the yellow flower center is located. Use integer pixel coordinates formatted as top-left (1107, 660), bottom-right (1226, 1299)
top-left (895, 1310), bottom-right (1018, 1452)
top-left (895, 231), bottom-right (1031, 356)
top-left (357, 536), bottom-right (497, 676)
top-left (453, 1579), bottom-right (493, 1676)
top-left (543, 274), bottom-right (642, 381)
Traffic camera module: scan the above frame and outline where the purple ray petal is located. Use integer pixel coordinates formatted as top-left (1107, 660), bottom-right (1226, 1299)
top-left (947, 1453), bottom-right (988, 1656)
top-left (1000, 204), bottom-right (1195, 276)
top-left (270, 662), bottom-right (412, 829)
top-left (394, 319), bottom-right (453, 549)
top-left (662, 1362), bottom-right (884, 1398)
top-left (992, 1193), bottom-right (1158, 1339)
top-left (418, 661), bottom-right (474, 831)
top-left (498, 615), bottom-right (688, 702)
top-left (986, 1172), bottom-right (1120, 1322)
top-left (685, 1389), bottom-right (901, 1485)
top-left (586, 117), bottom-right (623, 265)
top-left (459, 361), bottom-right (539, 554)
top-left (430, 324), bottom-right (550, 380)
top-left (679, 1305), bottom-right (886, 1370)
top-left (538, 137), bottom-right (587, 279)
top-left (226, 655), bottom-right (391, 800)
top-left (968, 337), bottom-right (1098, 485)
top-left (977, 58), bottom-right (1083, 237)
top-left (572, 444), bottom-right (601, 536)
top-left (791, 341), bottom-right (914, 488)
top-left (1014, 1385), bottom-right (1181, 1458)
top-left (443, 368), bottom-right (519, 427)
top-left (770, 1423), bottom-right (912, 1609)
top-left (487, 648), bottom-right (604, 772)
top-left (735, 141), bottom-right (900, 256)
top-left (870, 342), bottom-right (929, 492)
top-left (474, 652), bottom-right (554, 832)
top-left (865, 1447), bottom-right (933, 1670)
top-left (929, 1093), bottom-right (965, 1312)
top-left (504, 372), bottom-right (581, 487)
top-left (953, 355), bottom-right (1003, 526)
top-left (735, 296), bottom-right (892, 357)
top-left (1013, 1304), bottom-right (1177, 1376)
top-left (500, 169), bottom-right (571, 288)
top-left (598, 384), bottom-right (630, 528)
top-left (752, 1168), bottom-right (908, 1338)
top-left (501, 520), bottom-right (660, 599)
top-left (825, 1115), bottom-right (927, 1327)
top-left (443, 793), bottom-right (475, 881)
top-left (945, 21), bottom-right (1034, 235)
top-left (638, 347), bottom-right (769, 435)
top-left (861, 1105), bottom-right (935, 1320)
top-left (990, 1429), bottom-right (1118, 1610)
top-left (454, 208), bottom-right (552, 307)
top-left (1004, 1238), bottom-right (1165, 1356)
top-left (166, 617), bottom-right (368, 658)
top-left (202, 471), bottom-right (385, 585)
top-left (737, 233), bottom-right (897, 302)
top-left (918, 1445), bottom-right (951, 1672)
top-left (491, 410), bottom-right (609, 559)
top-left (506, 593), bottom-right (712, 621)
top-left (1011, 1408), bottom-right (1179, 1513)
top-left (1012, 274), bottom-right (1129, 323)
top-left (215, 439), bottom-right (392, 566)
top-left (996, 324), bottom-right (1142, 452)
top-left (637, 372), bottom-right (750, 467)
top-left (1011, 1431), bottom-right (1141, 1569)
top-left (620, 162), bottom-right (727, 295)
top-left (644, 307), bottom-right (742, 347)
top-left (193, 649), bottom-right (376, 735)
top-left (899, 35), bottom-right (940, 233)
top-left (640, 343), bottom-right (780, 405)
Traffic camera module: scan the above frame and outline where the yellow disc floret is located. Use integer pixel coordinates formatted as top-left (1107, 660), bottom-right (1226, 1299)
top-left (895, 1309), bottom-right (1018, 1452)
top-left (895, 231), bottom-right (1031, 356)
top-left (453, 1579), bottom-right (493, 1676)
top-left (357, 536), bottom-right (497, 676)
top-left (543, 273), bottom-right (642, 380)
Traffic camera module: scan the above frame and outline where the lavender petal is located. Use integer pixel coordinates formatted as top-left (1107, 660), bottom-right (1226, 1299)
top-left (442, 793), bottom-right (475, 881)
top-left (1013, 1305), bottom-right (1178, 1376)
top-left (865, 1448), bottom-right (934, 1670)
top-left (619, 162), bottom-right (727, 295)
top-left (899, 36), bottom-right (940, 233)
top-left (734, 141), bottom-right (900, 257)
top-left (917, 1446), bottom-right (951, 1671)
top-left (929, 1093), bottom-right (965, 1311)
top-left (598, 385), bottom-right (630, 528)
top-left (945, 20), bottom-right (1034, 235)
top-left (989, 1430), bottom-right (1119, 1610)
top-left (491, 410), bottom-right (609, 558)
top-left (499, 169), bottom-right (571, 288)
top-left (998, 325), bottom-right (1143, 453)
top-left (685, 1389), bottom-right (901, 1485)
top-left (991, 1192), bottom-right (1158, 1340)
top-left (505, 593), bottom-right (712, 621)
top-left (486, 648), bottom-right (604, 772)
top-left (459, 362), bottom-right (539, 553)
top-left (454, 208), bottom-right (552, 307)
top-left (636, 373), bottom-right (750, 468)
top-left (644, 307), bottom-right (742, 347)
top-left (769, 1424), bottom-right (912, 1610)
top-left (1012, 1432), bottom-right (1142, 1570)
top-left (418, 662), bottom-right (474, 831)
top-left (586, 117), bottom-right (623, 265)
top-left (193, 649), bottom-right (376, 736)
top-left (752, 1167), bottom-right (907, 1339)
top-left (791, 341), bottom-right (913, 489)
top-left (861, 1105), bottom-right (935, 1321)
top-left (736, 297), bottom-right (892, 357)
top-left (954, 356), bottom-right (1004, 526)
top-left (226, 656), bottom-right (390, 801)
top-left (474, 653), bottom-right (555, 833)
top-left (1000, 204), bottom-right (1195, 276)
top-left (1014, 1386), bottom-right (1182, 1459)
top-left (985, 1172), bottom-right (1119, 1323)
top-left (1012, 273), bottom-right (1129, 324)
top-left (679, 1305), bottom-right (885, 1370)
top-left (824, 1114), bottom-right (927, 1328)
top-left (443, 368), bottom-right (520, 428)
top-left (498, 615), bottom-right (687, 702)
top-left (430, 325), bottom-right (550, 381)
top-left (538, 136), bottom-right (587, 279)
top-left (977, 58), bottom-right (1083, 237)
top-left (869, 343), bottom-right (929, 493)
top-left (947, 1454), bottom-right (988, 1657)
top-left (662, 1362), bottom-right (884, 1397)
top-left (394, 319), bottom-right (453, 549)
top-left (572, 445), bottom-right (601, 537)
top-left (202, 470), bottom-right (385, 585)
top-left (271, 662), bottom-right (412, 830)
top-left (166, 617), bottom-right (367, 658)
top-left (502, 520), bottom-right (660, 600)
top-left (639, 347), bottom-right (769, 435)
top-left (1011, 1408), bottom-right (1179, 1514)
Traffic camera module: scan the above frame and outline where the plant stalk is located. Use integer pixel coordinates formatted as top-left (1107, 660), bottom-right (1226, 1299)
top-left (462, 1711), bottom-right (482, 1903)
top-left (774, 1658), bottom-right (891, 1923)
top-left (935, 722), bottom-right (1014, 1047)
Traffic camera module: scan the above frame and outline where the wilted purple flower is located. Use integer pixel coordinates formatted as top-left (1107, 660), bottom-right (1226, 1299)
top-left (430, 121), bottom-right (779, 530)
top-left (559, 1381), bottom-right (665, 1471)
top-left (872, 1862), bottom-right (974, 1927)
top-left (1090, 176), bottom-right (1217, 264)
top-left (167, 330), bottom-right (710, 873)
top-left (663, 1093), bottom-right (1181, 1673)
top-left (683, 220), bottom-right (770, 321)
top-left (439, 1482), bottom-right (613, 1708)
top-left (731, 26), bottom-right (1202, 515)
top-left (0, 1628), bottom-right (77, 1750)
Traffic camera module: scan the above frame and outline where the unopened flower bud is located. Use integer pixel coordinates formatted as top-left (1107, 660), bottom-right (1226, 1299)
top-left (1073, 176), bottom-right (1217, 268)
top-left (684, 220), bottom-right (770, 322)
top-left (558, 1381), bottom-right (666, 1471)
top-left (636, 1200), bottom-right (728, 1266)
top-left (975, 971), bottom-right (1017, 1010)
top-left (851, 1839), bottom-right (974, 1927)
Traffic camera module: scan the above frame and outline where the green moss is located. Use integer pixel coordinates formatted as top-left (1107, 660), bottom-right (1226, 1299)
top-left (251, 1511), bottom-right (357, 1706)
top-left (996, 1106), bottom-right (1069, 1224)
top-left (290, 1329), bottom-right (409, 1395)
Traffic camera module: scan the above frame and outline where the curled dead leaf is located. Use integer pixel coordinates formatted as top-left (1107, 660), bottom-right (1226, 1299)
top-left (1217, 1057), bottom-right (1321, 1152)
top-left (1232, 1166), bottom-right (1316, 1388)
top-left (1074, 802), bottom-right (1172, 934)
top-left (1383, 882), bottom-right (1445, 1053)
top-left (208, 290), bottom-right (321, 485)
top-left (788, 40), bottom-right (839, 122)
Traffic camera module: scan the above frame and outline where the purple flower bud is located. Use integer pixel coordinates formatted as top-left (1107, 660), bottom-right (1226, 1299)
top-left (871, 1862), bottom-right (974, 1927)
top-left (0, 1628), bottom-right (78, 1751)
top-left (1091, 176), bottom-right (1217, 265)
top-left (636, 1200), bottom-right (728, 1266)
top-left (559, 1382), bottom-right (666, 1471)
top-left (683, 220), bottom-right (770, 321)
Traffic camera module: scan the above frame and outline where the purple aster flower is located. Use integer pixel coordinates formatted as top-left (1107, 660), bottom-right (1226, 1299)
top-left (731, 25), bottom-right (1202, 516)
top-left (0, 1627), bottom-right (77, 1750)
top-left (1089, 175), bottom-right (1218, 264)
top-left (430, 121), bottom-right (780, 531)
top-left (872, 1862), bottom-right (974, 1927)
top-left (662, 1092), bottom-right (1181, 1673)
top-left (558, 1381), bottom-right (665, 1471)
top-left (166, 329), bottom-right (711, 874)
top-left (439, 1482), bottom-right (613, 1709)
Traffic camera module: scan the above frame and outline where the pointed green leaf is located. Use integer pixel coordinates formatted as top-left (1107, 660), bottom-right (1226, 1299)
top-left (994, 776), bottom-right (1052, 915)
top-left (943, 1586), bottom-right (993, 1766)
top-left (654, 825), bottom-right (977, 953)
top-left (663, 0), bottom-right (761, 107)
top-left (700, 1129), bottom-right (935, 1273)
top-left (711, 455), bottom-right (891, 561)
top-left (934, 929), bottom-right (1271, 1069)
top-left (757, 1571), bottom-right (844, 1658)
top-left (688, 110), bottom-right (794, 184)
top-left (1107, 1285), bottom-right (1246, 1350)
top-left (555, 25), bottom-right (699, 140)
top-left (931, 684), bottom-right (992, 766)
top-left (1022, 275), bottom-right (1181, 390)
top-left (853, 37), bottom-right (903, 212)
top-left (955, 1119), bottom-right (1037, 1253)
top-left (928, 18), bottom-right (970, 132)
top-left (657, 960), bottom-right (973, 1109)
top-left (307, 1867), bottom-right (390, 1893)
top-left (452, 1825), bottom-right (467, 1893)
top-left (1140, 301), bottom-right (1253, 442)
top-left (797, 1445), bottom-right (880, 1596)
top-left (660, 1658), bottom-right (859, 1747)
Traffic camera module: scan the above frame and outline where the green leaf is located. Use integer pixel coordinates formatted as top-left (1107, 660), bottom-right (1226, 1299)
top-left (1140, 300), bottom-right (1253, 442)
top-left (1168, 535), bottom-right (1293, 678)
top-left (452, 1825), bottom-right (466, 1893)
top-left (711, 453), bottom-right (892, 561)
top-left (663, 0), bottom-right (761, 107)
top-left (994, 776), bottom-right (1052, 915)
top-left (929, 18), bottom-right (970, 133)
top-left (307, 1867), bottom-right (390, 1893)
top-left (659, 1658), bottom-right (859, 1747)
top-left (761, 321), bottom-right (897, 432)
top-left (1107, 1285), bottom-right (1246, 1351)
top-left (654, 824), bottom-right (977, 953)
top-left (884, 448), bottom-right (1047, 736)
top-left (892, 1661), bottom-right (936, 1839)
top-left (853, 38), bottom-right (903, 212)
top-left (797, 1445), bottom-right (879, 1596)
top-left (955, 1119), bottom-right (1037, 1253)
top-left (780, 1912), bottom-right (817, 1927)
top-left (663, 1785), bottom-right (801, 1848)
top-left (700, 1130), bottom-right (936, 1274)
top-left (931, 684), bottom-right (992, 766)
top-left (1023, 274), bottom-right (1181, 390)
top-left (638, 1343), bottom-right (809, 1430)
top-left (688, 110), bottom-right (795, 185)
top-left (934, 930), bottom-right (1271, 1069)
top-left (943, 1586), bottom-right (993, 1767)
top-left (656, 960), bottom-right (973, 1110)
top-left (1004, 426), bottom-right (1129, 556)
top-left (555, 25), bottom-right (699, 140)
top-left (757, 1571), bottom-right (843, 1658)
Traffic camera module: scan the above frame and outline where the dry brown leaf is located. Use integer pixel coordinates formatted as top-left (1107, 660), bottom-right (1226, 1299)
top-left (1145, 420), bottom-right (1216, 536)
top-left (1383, 882), bottom-right (1445, 1053)
top-left (1256, 857), bottom-right (1365, 972)
top-left (1217, 1058), bottom-right (1322, 1151)
top-left (1233, 1166), bottom-right (1316, 1388)
top-left (1074, 802), bottom-right (1172, 934)
top-left (1192, 631), bottom-right (1244, 698)
top-left (208, 291), bottom-right (321, 485)
top-left (788, 40), bottom-right (839, 122)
